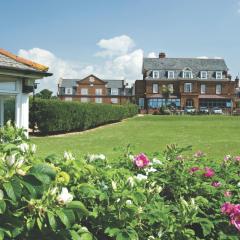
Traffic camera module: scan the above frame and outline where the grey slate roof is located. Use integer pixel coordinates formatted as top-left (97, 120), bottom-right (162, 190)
top-left (143, 58), bottom-right (228, 72)
top-left (0, 53), bottom-right (42, 72)
top-left (59, 78), bottom-right (125, 89)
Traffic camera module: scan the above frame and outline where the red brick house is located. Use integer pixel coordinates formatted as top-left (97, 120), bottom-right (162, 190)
top-left (135, 53), bottom-right (238, 112)
top-left (58, 74), bottom-right (132, 104)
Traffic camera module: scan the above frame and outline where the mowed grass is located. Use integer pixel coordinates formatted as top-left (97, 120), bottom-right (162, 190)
top-left (31, 115), bottom-right (240, 160)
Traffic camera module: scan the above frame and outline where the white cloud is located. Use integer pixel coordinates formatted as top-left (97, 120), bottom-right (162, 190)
top-left (147, 52), bottom-right (157, 58)
top-left (18, 35), bottom-right (143, 93)
top-left (96, 35), bottom-right (135, 57)
top-left (196, 56), bottom-right (209, 59)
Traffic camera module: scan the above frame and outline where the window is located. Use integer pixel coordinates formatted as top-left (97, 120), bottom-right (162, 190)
top-left (201, 71), bottom-right (208, 79)
top-left (216, 84), bottom-right (222, 94)
top-left (153, 71), bottom-right (159, 79)
top-left (139, 98), bottom-right (145, 109)
top-left (184, 83), bottom-right (192, 93)
top-left (168, 84), bottom-right (174, 94)
top-left (201, 84), bottom-right (206, 94)
top-left (186, 99), bottom-right (194, 107)
top-left (111, 88), bottom-right (119, 95)
top-left (152, 83), bottom-right (159, 93)
top-left (216, 71), bottom-right (222, 79)
top-left (168, 71), bottom-right (175, 79)
top-left (95, 97), bottom-right (102, 103)
top-left (81, 88), bottom-right (88, 95)
top-left (95, 88), bottom-right (102, 95)
top-left (65, 88), bottom-right (72, 95)
top-left (65, 97), bottom-right (72, 101)
top-left (81, 97), bottom-right (88, 103)
top-left (183, 71), bottom-right (193, 79)
top-left (148, 98), bottom-right (181, 108)
top-left (111, 98), bottom-right (118, 104)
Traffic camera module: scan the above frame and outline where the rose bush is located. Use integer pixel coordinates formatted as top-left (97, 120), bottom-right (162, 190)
top-left (1, 123), bottom-right (240, 239)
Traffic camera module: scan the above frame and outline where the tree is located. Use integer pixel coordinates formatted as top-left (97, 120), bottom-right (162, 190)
top-left (35, 89), bottom-right (53, 99)
top-left (162, 85), bottom-right (171, 107)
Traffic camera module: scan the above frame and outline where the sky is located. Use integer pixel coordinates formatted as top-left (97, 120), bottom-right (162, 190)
top-left (1, 0), bottom-right (240, 93)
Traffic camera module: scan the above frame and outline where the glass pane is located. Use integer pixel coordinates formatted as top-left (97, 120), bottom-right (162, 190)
top-left (4, 96), bottom-right (16, 124)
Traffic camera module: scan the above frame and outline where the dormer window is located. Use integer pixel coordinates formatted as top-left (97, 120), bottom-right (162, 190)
top-left (183, 69), bottom-right (193, 79)
top-left (201, 71), bottom-right (208, 79)
top-left (168, 71), bottom-right (175, 79)
top-left (153, 71), bottom-right (159, 79)
top-left (216, 71), bottom-right (222, 79)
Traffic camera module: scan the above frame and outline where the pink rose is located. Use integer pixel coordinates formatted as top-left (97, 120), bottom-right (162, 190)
top-left (189, 167), bottom-right (200, 174)
top-left (193, 151), bottom-right (205, 158)
top-left (221, 202), bottom-right (235, 215)
top-left (203, 167), bottom-right (215, 178)
top-left (224, 191), bottom-right (232, 197)
top-left (212, 181), bottom-right (221, 187)
top-left (235, 156), bottom-right (240, 162)
top-left (133, 153), bottom-right (150, 168)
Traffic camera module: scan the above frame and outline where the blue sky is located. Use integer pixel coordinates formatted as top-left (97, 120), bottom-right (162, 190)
top-left (1, 0), bottom-right (240, 91)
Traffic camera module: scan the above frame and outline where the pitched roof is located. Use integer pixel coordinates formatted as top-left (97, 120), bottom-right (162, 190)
top-left (143, 57), bottom-right (228, 72)
top-left (59, 78), bottom-right (125, 88)
top-left (0, 48), bottom-right (50, 73)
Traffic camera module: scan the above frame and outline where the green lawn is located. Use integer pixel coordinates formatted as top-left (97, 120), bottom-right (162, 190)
top-left (31, 115), bottom-right (240, 160)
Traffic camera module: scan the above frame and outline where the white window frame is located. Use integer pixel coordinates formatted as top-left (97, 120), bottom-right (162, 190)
top-left (65, 87), bottom-right (72, 95)
top-left (183, 70), bottom-right (193, 79)
top-left (200, 84), bottom-right (206, 94)
top-left (111, 98), bottom-right (118, 104)
top-left (81, 97), bottom-right (88, 103)
top-left (95, 88), bottom-right (102, 95)
top-left (168, 71), bottom-right (175, 79)
top-left (111, 88), bottom-right (119, 95)
top-left (201, 71), bottom-right (208, 79)
top-left (95, 97), bottom-right (102, 103)
top-left (216, 84), bottom-right (222, 94)
top-left (153, 71), bottom-right (159, 79)
top-left (152, 83), bottom-right (159, 94)
top-left (216, 71), bottom-right (222, 79)
top-left (81, 88), bottom-right (88, 95)
top-left (184, 83), bottom-right (192, 93)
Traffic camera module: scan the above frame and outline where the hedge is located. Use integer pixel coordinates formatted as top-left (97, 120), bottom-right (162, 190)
top-left (29, 99), bottom-right (138, 134)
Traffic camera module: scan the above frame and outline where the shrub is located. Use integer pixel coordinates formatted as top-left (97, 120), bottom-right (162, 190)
top-left (29, 99), bottom-right (138, 134)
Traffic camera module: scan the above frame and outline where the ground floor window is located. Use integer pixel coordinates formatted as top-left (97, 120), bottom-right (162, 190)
top-left (199, 99), bottom-right (232, 108)
top-left (95, 97), bottom-right (102, 103)
top-left (111, 98), bottom-right (118, 104)
top-left (0, 95), bottom-right (16, 126)
top-left (139, 98), bottom-right (144, 109)
top-left (148, 98), bottom-right (180, 109)
top-left (186, 99), bottom-right (194, 107)
top-left (81, 97), bottom-right (88, 103)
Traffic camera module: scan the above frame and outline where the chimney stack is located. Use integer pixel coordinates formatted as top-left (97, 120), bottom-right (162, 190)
top-left (159, 52), bottom-right (166, 58)
top-left (235, 76), bottom-right (239, 87)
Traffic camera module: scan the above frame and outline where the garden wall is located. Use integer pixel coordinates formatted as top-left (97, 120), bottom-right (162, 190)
top-left (29, 99), bottom-right (138, 134)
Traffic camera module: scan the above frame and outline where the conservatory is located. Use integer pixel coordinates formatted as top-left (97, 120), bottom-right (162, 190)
top-left (0, 48), bottom-right (52, 133)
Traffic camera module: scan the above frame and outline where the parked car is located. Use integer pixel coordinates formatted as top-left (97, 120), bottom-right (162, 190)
top-left (211, 107), bottom-right (223, 114)
top-left (184, 106), bottom-right (196, 114)
top-left (199, 107), bottom-right (209, 114)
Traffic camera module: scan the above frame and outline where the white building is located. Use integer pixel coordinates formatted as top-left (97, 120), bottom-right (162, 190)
top-left (0, 48), bottom-right (52, 132)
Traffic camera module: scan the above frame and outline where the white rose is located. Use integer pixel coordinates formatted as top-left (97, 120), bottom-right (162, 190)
top-left (152, 158), bottom-right (163, 165)
top-left (237, 182), bottom-right (240, 188)
top-left (19, 143), bottom-right (29, 153)
top-left (135, 174), bottom-right (148, 181)
top-left (111, 181), bottom-right (117, 191)
top-left (6, 154), bottom-right (16, 167)
top-left (126, 200), bottom-right (132, 205)
top-left (16, 157), bottom-right (25, 168)
top-left (145, 167), bottom-right (157, 175)
top-left (0, 189), bottom-right (4, 200)
top-left (98, 154), bottom-right (106, 160)
top-left (56, 188), bottom-right (73, 205)
top-left (64, 151), bottom-right (75, 161)
top-left (31, 144), bottom-right (37, 154)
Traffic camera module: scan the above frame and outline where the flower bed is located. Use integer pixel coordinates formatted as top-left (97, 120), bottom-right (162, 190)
top-left (0, 123), bottom-right (240, 239)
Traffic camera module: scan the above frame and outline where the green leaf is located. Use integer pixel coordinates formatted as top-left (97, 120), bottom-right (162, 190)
top-left (196, 218), bottom-right (214, 237)
top-left (0, 200), bottom-right (6, 214)
top-left (26, 218), bottom-right (35, 231)
top-left (70, 230), bottom-right (81, 240)
top-left (29, 163), bottom-right (56, 180)
top-left (3, 182), bottom-right (16, 202)
top-left (0, 230), bottom-right (4, 240)
top-left (47, 212), bottom-right (57, 231)
top-left (79, 233), bottom-right (93, 240)
top-left (66, 201), bottom-right (89, 217)
top-left (56, 209), bottom-right (75, 228)
top-left (37, 217), bottom-right (43, 230)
